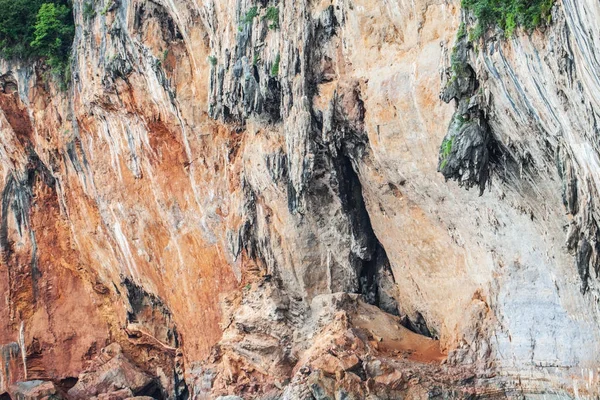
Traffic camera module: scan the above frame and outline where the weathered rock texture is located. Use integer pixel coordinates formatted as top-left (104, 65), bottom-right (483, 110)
top-left (0, 0), bottom-right (600, 398)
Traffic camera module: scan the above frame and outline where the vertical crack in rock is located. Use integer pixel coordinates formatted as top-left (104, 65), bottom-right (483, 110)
top-left (334, 152), bottom-right (399, 315)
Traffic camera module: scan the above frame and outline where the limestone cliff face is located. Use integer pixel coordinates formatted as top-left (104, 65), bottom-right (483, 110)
top-left (0, 0), bottom-right (599, 398)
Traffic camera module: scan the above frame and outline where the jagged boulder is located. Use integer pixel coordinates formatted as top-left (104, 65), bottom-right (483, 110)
top-left (91, 388), bottom-right (133, 400)
top-left (7, 381), bottom-right (61, 400)
top-left (68, 344), bottom-right (155, 400)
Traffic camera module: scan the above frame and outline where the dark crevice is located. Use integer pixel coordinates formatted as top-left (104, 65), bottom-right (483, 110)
top-left (55, 376), bottom-right (78, 398)
top-left (346, 363), bottom-right (368, 382)
top-left (264, 77), bottom-right (282, 122)
top-left (337, 151), bottom-right (436, 339)
top-left (336, 155), bottom-right (376, 260)
top-left (333, 142), bottom-right (445, 339)
top-left (359, 244), bottom-right (400, 316)
top-left (57, 377), bottom-right (78, 391)
top-left (401, 312), bottom-right (435, 339)
top-left (173, 360), bottom-right (189, 400)
top-left (322, 79), bottom-right (438, 337)
top-left (576, 238), bottom-right (592, 294)
top-left (123, 277), bottom-right (173, 325)
top-left (336, 154), bottom-right (400, 316)
top-left (135, 378), bottom-right (165, 400)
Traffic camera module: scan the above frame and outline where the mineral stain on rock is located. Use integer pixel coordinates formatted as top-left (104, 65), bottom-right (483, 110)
top-left (0, 0), bottom-right (600, 399)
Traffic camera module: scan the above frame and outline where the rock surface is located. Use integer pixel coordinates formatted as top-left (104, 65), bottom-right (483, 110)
top-left (0, 0), bottom-right (599, 399)
top-left (8, 380), bottom-right (60, 400)
top-left (68, 344), bottom-right (156, 400)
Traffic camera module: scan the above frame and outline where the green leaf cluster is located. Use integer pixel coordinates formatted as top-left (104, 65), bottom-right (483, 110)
top-left (31, 3), bottom-right (74, 76)
top-left (263, 6), bottom-right (279, 30)
top-left (270, 53), bottom-right (280, 77)
top-left (241, 6), bottom-right (258, 24)
top-left (238, 4), bottom-right (280, 32)
top-left (462, 0), bottom-right (553, 38)
top-left (0, 0), bottom-right (74, 84)
top-left (440, 137), bottom-right (454, 170)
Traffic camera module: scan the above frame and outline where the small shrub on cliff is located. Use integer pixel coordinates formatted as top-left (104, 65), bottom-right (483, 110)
top-left (462, 0), bottom-right (554, 38)
top-left (100, 0), bottom-right (113, 16)
top-left (264, 6), bottom-right (280, 30)
top-left (456, 22), bottom-right (467, 40)
top-left (440, 137), bottom-right (454, 170)
top-left (270, 53), bottom-right (280, 77)
top-left (242, 6), bottom-right (259, 24)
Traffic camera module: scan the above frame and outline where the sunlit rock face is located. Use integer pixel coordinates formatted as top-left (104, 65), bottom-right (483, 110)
top-left (0, 0), bottom-right (600, 398)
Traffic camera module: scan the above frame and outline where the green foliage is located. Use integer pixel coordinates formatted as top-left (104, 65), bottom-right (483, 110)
top-left (450, 45), bottom-right (462, 74)
top-left (253, 53), bottom-right (261, 66)
top-left (468, 24), bottom-right (483, 42)
top-left (100, 0), bottom-right (112, 16)
top-left (0, 0), bottom-right (41, 59)
top-left (208, 55), bottom-right (217, 66)
top-left (264, 6), bottom-right (280, 30)
top-left (270, 53), bottom-right (280, 77)
top-left (455, 114), bottom-right (467, 126)
top-left (242, 6), bottom-right (258, 24)
top-left (456, 22), bottom-right (467, 40)
top-left (83, 1), bottom-right (96, 20)
top-left (0, 0), bottom-right (70, 58)
top-left (0, 0), bottom-right (74, 86)
top-left (462, 0), bottom-right (554, 38)
top-left (238, 5), bottom-right (279, 32)
top-left (440, 137), bottom-right (454, 170)
top-left (30, 2), bottom-right (75, 81)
